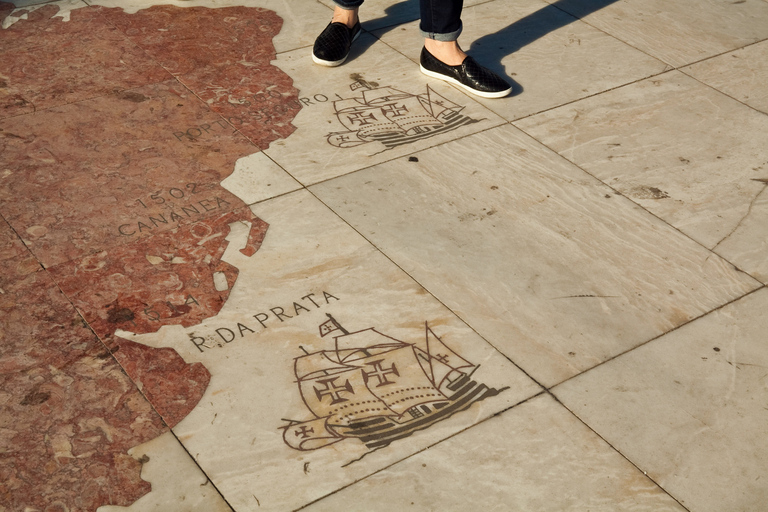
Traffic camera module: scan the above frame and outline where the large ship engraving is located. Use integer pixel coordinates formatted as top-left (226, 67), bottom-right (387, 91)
top-left (327, 81), bottom-right (480, 150)
top-left (281, 315), bottom-right (506, 452)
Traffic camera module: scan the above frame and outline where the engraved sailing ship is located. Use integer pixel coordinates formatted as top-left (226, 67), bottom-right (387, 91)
top-left (281, 315), bottom-right (506, 452)
top-left (327, 80), bottom-right (480, 150)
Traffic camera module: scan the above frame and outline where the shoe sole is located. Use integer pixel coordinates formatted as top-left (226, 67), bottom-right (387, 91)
top-left (420, 65), bottom-right (512, 99)
top-left (312, 29), bottom-right (361, 67)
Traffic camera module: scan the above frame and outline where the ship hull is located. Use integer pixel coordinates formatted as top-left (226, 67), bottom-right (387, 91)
top-left (341, 376), bottom-right (505, 449)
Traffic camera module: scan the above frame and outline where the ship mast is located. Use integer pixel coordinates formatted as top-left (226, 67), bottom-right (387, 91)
top-left (324, 313), bottom-right (349, 335)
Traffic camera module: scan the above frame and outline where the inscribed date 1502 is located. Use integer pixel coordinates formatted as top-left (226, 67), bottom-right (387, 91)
top-left (136, 183), bottom-right (199, 208)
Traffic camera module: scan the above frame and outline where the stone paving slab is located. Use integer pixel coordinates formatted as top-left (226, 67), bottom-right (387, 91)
top-left (684, 39), bottom-right (768, 115)
top-left (115, 189), bottom-right (541, 511)
top-left (376, 0), bottom-right (669, 120)
top-left (515, 70), bottom-right (768, 283)
top-left (554, 288), bottom-right (768, 512)
top-left (311, 123), bottom-right (760, 387)
top-left (303, 394), bottom-right (687, 512)
top-left (265, 33), bottom-right (506, 185)
top-left (1, 0), bottom-right (767, 510)
top-left (544, 0), bottom-right (768, 68)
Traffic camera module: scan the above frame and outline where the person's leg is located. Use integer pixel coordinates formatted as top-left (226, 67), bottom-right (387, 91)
top-left (330, 1), bottom-right (360, 28)
top-left (312, 0), bottom-right (363, 67)
top-left (420, 0), bottom-right (466, 65)
top-left (418, 0), bottom-right (511, 98)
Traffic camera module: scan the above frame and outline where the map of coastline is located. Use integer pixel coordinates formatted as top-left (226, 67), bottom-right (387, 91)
top-left (0, 2), bottom-right (300, 509)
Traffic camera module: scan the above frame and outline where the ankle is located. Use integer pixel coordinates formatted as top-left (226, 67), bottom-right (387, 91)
top-left (332, 7), bottom-right (359, 28)
top-left (424, 39), bottom-right (467, 67)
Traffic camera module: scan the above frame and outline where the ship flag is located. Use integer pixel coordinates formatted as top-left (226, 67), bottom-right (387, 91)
top-left (320, 314), bottom-right (348, 337)
top-left (319, 319), bottom-right (339, 337)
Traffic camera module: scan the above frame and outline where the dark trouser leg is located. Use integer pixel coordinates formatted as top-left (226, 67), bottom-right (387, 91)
top-left (332, 0), bottom-right (364, 8)
top-left (420, 0), bottom-right (464, 41)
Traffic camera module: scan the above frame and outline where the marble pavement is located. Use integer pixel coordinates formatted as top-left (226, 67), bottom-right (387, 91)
top-left (1, 0), bottom-right (766, 511)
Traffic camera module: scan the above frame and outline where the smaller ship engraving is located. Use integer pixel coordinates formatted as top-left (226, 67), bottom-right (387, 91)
top-left (327, 81), bottom-right (480, 150)
top-left (281, 315), bottom-right (506, 452)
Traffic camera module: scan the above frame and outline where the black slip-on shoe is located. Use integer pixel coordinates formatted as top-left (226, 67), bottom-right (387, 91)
top-left (312, 21), bottom-right (361, 67)
top-left (419, 47), bottom-right (512, 99)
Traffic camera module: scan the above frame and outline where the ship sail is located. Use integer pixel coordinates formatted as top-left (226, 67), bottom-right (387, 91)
top-left (294, 351), bottom-right (349, 381)
top-left (425, 325), bottom-right (475, 390)
top-left (335, 328), bottom-right (403, 355)
top-left (334, 97), bottom-right (400, 137)
top-left (344, 346), bottom-right (447, 415)
top-left (382, 95), bottom-right (443, 135)
top-left (361, 87), bottom-right (412, 106)
top-left (419, 85), bottom-right (464, 119)
top-left (282, 417), bottom-right (343, 451)
top-left (299, 365), bottom-right (398, 425)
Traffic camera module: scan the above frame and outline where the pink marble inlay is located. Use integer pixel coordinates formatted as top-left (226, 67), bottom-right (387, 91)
top-left (97, 5), bottom-right (301, 147)
top-left (0, 3), bottom-right (169, 119)
top-left (1, 4), bottom-right (300, 509)
top-left (0, 270), bottom-right (168, 510)
top-left (1, 80), bottom-right (263, 269)
top-left (49, 209), bottom-right (268, 427)
top-left (51, 208), bottom-right (268, 340)
top-left (0, 216), bottom-right (39, 288)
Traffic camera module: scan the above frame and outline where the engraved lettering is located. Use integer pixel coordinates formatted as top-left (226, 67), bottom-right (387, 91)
top-left (149, 214), bottom-right (168, 228)
top-left (118, 224), bottom-right (136, 236)
top-left (254, 312), bottom-right (269, 328)
top-left (181, 205), bottom-right (200, 217)
top-left (237, 322), bottom-right (255, 336)
top-left (302, 293), bottom-right (320, 308)
top-left (271, 307), bottom-right (292, 322)
top-left (216, 328), bottom-right (235, 343)
top-left (190, 336), bottom-right (208, 353)
top-left (293, 302), bottom-right (310, 316)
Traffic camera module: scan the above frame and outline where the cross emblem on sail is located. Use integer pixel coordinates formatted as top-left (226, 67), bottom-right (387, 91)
top-left (326, 81), bottom-right (480, 150)
top-left (281, 315), bottom-right (507, 452)
top-left (362, 359), bottom-right (399, 387)
top-left (314, 377), bottom-right (355, 404)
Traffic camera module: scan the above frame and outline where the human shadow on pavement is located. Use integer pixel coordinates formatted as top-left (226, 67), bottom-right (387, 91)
top-left (466, 0), bottom-right (622, 82)
top-left (346, 0), bottom-right (621, 97)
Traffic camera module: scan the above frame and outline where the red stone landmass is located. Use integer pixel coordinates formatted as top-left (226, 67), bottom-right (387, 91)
top-left (0, 271), bottom-right (167, 511)
top-left (96, 4), bottom-right (300, 148)
top-left (1, 3), bottom-right (299, 510)
top-left (51, 212), bottom-right (270, 427)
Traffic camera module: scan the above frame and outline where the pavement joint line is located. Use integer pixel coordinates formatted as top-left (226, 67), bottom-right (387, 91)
top-left (548, 390), bottom-right (694, 512)
top-left (292, 390), bottom-right (548, 511)
top-left (511, 110), bottom-right (766, 287)
top-left (304, 183), bottom-right (548, 390)
top-left (547, 284), bottom-right (767, 393)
